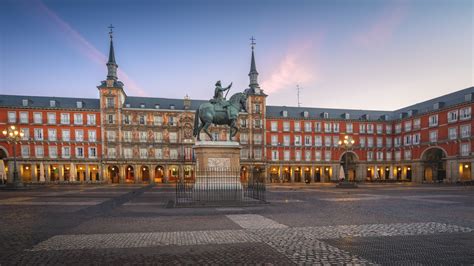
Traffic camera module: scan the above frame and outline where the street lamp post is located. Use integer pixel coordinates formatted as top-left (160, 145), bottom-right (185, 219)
top-left (2, 125), bottom-right (24, 188)
top-left (337, 135), bottom-right (357, 188)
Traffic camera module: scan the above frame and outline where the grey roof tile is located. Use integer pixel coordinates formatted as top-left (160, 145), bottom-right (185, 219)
top-left (0, 95), bottom-right (99, 110)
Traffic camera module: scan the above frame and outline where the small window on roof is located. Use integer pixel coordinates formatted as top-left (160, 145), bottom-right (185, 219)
top-left (22, 99), bottom-right (28, 107)
top-left (433, 102), bottom-right (444, 110)
top-left (140, 103), bottom-right (145, 108)
top-left (125, 103), bottom-right (131, 108)
top-left (170, 104), bottom-right (175, 110)
top-left (303, 111), bottom-right (309, 118)
top-left (282, 110), bottom-right (288, 117)
top-left (155, 104), bottom-right (160, 109)
top-left (323, 112), bottom-right (329, 119)
top-left (464, 93), bottom-right (472, 102)
top-left (76, 101), bottom-right (83, 108)
top-left (50, 100), bottom-right (56, 107)
top-left (343, 113), bottom-right (350, 119)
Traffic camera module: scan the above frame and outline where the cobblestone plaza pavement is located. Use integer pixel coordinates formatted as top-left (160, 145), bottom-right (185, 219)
top-left (0, 183), bottom-right (473, 265)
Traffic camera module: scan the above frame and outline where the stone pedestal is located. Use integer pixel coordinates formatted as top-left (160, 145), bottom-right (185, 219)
top-left (192, 141), bottom-right (243, 201)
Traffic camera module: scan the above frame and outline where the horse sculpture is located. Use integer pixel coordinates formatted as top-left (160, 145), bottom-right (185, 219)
top-left (193, 92), bottom-right (247, 141)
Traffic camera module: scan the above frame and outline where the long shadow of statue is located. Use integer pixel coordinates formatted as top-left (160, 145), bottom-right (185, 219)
top-left (193, 81), bottom-right (247, 141)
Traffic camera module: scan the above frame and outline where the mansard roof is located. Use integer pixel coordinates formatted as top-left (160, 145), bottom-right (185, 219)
top-left (392, 86), bottom-right (474, 119)
top-left (0, 95), bottom-right (100, 110)
top-left (266, 105), bottom-right (392, 121)
top-left (124, 96), bottom-right (206, 110)
top-left (266, 86), bottom-right (473, 121)
top-left (1, 86), bottom-right (472, 117)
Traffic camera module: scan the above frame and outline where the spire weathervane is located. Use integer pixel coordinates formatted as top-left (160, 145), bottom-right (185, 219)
top-left (108, 24), bottom-right (114, 39)
top-left (250, 36), bottom-right (256, 50)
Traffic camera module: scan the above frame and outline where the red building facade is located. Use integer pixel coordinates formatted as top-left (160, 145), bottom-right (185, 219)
top-left (0, 31), bottom-right (472, 184)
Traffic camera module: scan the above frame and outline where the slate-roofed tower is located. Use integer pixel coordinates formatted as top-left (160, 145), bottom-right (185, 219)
top-left (248, 36), bottom-right (261, 94)
top-left (106, 25), bottom-right (118, 81)
top-left (98, 25), bottom-right (127, 166)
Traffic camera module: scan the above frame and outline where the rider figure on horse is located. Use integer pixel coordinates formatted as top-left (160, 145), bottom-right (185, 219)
top-left (211, 80), bottom-right (233, 119)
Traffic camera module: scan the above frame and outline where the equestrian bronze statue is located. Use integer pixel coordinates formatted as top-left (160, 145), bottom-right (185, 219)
top-left (193, 81), bottom-right (247, 141)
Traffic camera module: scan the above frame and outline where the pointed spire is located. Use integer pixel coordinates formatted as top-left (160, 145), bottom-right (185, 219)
top-left (106, 24), bottom-right (118, 81)
top-left (248, 36), bottom-right (260, 91)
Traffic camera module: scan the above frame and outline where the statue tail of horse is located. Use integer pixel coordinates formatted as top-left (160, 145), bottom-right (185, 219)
top-left (193, 107), bottom-right (200, 137)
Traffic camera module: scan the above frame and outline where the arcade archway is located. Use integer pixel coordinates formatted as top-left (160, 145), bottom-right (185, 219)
top-left (141, 166), bottom-right (150, 183)
top-left (108, 166), bottom-right (119, 183)
top-left (125, 165), bottom-right (135, 183)
top-left (154, 166), bottom-right (164, 183)
top-left (422, 147), bottom-right (447, 182)
top-left (340, 151), bottom-right (357, 181)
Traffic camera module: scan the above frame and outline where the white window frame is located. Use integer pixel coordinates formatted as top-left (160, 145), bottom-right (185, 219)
top-left (74, 113), bottom-right (83, 125)
top-left (460, 107), bottom-right (471, 120)
top-left (8, 111), bottom-right (16, 123)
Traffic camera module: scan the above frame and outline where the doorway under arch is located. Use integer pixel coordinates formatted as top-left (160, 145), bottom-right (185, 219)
top-left (422, 147), bottom-right (447, 182)
top-left (141, 166), bottom-right (150, 183)
top-left (125, 165), bottom-right (135, 183)
top-left (108, 166), bottom-right (119, 183)
top-left (340, 152), bottom-right (357, 181)
top-left (155, 166), bottom-right (164, 183)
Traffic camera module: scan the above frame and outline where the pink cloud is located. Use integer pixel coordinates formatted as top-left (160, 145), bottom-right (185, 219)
top-left (354, 2), bottom-right (408, 47)
top-left (33, 0), bottom-right (147, 96)
top-left (261, 40), bottom-right (319, 94)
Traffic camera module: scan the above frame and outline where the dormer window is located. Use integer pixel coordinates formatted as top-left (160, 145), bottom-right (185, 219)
top-left (125, 103), bottom-right (131, 108)
top-left (433, 102), bottom-right (444, 110)
top-left (22, 99), bottom-right (28, 107)
top-left (50, 100), bottom-right (56, 107)
top-left (282, 110), bottom-right (288, 117)
top-left (407, 109), bottom-right (417, 117)
top-left (140, 103), bottom-right (145, 108)
top-left (155, 104), bottom-right (160, 109)
top-left (170, 104), bottom-right (175, 110)
top-left (303, 111), bottom-right (309, 118)
top-left (465, 93), bottom-right (473, 102)
top-left (343, 113), bottom-right (350, 120)
top-left (76, 101), bottom-right (83, 108)
top-left (322, 112), bottom-right (329, 119)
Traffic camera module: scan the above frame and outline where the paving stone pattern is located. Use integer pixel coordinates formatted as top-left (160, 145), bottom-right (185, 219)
top-left (31, 230), bottom-right (260, 251)
top-left (1, 184), bottom-right (474, 265)
top-left (226, 214), bottom-right (288, 229)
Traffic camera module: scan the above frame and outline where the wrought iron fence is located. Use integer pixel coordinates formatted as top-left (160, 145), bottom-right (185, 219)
top-left (175, 168), bottom-right (266, 207)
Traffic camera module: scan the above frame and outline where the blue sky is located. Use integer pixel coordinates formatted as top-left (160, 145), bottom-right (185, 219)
top-left (0, 0), bottom-right (472, 110)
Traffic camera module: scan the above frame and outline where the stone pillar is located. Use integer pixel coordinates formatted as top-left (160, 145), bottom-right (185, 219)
top-left (45, 164), bottom-right (51, 182)
top-left (278, 166), bottom-right (283, 183)
top-left (31, 164), bottom-right (38, 182)
top-left (290, 167), bottom-right (295, 183)
top-left (410, 163), bottom-right (418, 183)
top-left (135, 164), bottom-right (140, 183)
top-left (150, 165), bottom-right (155, 184)
top-left (179, 165), bottom-right (184, 182)
top-left (120, 165), bottom-right (126, 184)
top-left (164, 165), bottom-right (169, 183)
top-left (447, 160), bottom-right (459, 183)
top-left (58, 165), bottom-right (63, 182)
top-left (402, 166), bottom-right (407, 180)
top-left (7, 161), bottom-right (13, 183)
top-left (356, 164), bottom-right (365, 182)
top-left (470, 161), bottom-right (474, 181)
top-left (85, 165), bottom-right (90, 182)
top-left (99, 164), bottom-right (105, 182)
